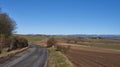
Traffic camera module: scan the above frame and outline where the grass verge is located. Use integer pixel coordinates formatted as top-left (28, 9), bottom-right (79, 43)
top-left (0, 47), bottom-right (28, 59)
top-left (47, 47), bottom-right (73, 67)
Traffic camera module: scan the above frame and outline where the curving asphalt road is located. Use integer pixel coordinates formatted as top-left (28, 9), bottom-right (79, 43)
top-left (0, 44), bottom-right (48, 67)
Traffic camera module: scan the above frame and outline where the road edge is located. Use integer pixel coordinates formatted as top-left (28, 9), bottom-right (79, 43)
top-left (44, 48), bottom-right (49, 67)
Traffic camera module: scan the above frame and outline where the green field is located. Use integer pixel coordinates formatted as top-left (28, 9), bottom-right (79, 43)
top-left (14, 34), bottom-right (48, 42)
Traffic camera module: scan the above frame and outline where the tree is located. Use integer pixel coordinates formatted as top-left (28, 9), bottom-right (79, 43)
top-left (0, 13), bottom-right (16, 37)
top-left (0, 9), bottom-right (16, 53)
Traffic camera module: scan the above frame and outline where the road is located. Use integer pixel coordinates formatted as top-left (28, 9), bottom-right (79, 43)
top-left (0, 44), bottom-right (48, 67)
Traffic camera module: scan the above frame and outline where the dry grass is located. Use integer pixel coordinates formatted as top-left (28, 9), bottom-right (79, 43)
top-left (0, 47), bottom-right (28, 59)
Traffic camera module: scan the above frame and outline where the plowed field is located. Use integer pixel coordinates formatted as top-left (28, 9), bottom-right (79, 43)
top-left (65, 44), bottom-right (120, 67)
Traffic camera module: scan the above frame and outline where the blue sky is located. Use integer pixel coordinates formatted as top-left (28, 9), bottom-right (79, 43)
top-left (0, 0), bottom-right (120, 35)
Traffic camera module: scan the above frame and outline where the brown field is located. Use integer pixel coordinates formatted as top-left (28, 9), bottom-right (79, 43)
top-left (33, 37), bottom-right (120, 67)
top-left (64, 43), bottom-right (120, 67)
top-left (57, 37), bottom-right (120, 50)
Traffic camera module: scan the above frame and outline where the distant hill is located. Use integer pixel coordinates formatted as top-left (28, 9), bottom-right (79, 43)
top-left (14, 34), bottom-right (120, 39)
top-left (65, 34), bottom-right (120, 39)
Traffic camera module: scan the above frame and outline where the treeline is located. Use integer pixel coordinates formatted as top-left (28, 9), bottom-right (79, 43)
top-left (0, 9), bottom-right (28, 54)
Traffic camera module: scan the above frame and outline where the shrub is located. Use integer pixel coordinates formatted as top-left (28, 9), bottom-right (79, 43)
top-left (55, 45), bottom-right (64, 51)
top-left (7, 36), bottom-right (28, 51)
top-left (55, 45), bottom-right (71, 54)
top-left (16, 37), bottom-right (28, 48)
top-left (47, 38), bottom-right (57, 48)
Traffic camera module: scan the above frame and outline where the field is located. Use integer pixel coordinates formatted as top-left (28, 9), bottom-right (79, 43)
top-left (12, 35), bottom-right (120, 67)
top-left (66, 46), bottom-right (120, 67)
top-left (13, 34), bottom-right (48, 42)
top-left (54, 37), bottom-right (120, 67)
top-left (56, 37), bottom-right (120, 50)
top-left (20, 36), bottom-right (120, 67)
top-left (61, 43), bottom-right (120, 67)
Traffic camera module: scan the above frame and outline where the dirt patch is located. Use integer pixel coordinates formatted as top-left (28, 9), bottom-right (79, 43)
top-left (63, 43), bottom-right (120, 67)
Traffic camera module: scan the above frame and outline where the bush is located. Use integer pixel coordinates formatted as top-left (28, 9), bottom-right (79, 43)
top-left (55, 45), bottom-right (71, 54)
top-left (55, 45), bottom-right (64, 51)
top-left (16, 37), bottom-right (28, 48)
top-left (7, 36), bottom-right (28, 51)
top-left (47, 38), bottom-right (57, 48)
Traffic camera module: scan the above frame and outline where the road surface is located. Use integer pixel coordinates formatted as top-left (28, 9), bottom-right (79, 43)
top-left (0, 44), bottom-right (48, 67)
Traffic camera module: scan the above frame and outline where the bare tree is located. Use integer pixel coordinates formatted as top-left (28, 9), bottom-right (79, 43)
top-left (0, 9), bottom-right (16, 53)
top-left (0, 13), bottom-right (16, 37)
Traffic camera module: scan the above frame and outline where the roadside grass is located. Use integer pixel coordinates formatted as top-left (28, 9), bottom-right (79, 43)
top-left (1, 48), bottom-right (8, 54)
top-left (47, 47), bottom-right (73, 67)
top-left (0, 47), bottom-right (28, 59)
top-left (79, 44), bottom-right (120, 50)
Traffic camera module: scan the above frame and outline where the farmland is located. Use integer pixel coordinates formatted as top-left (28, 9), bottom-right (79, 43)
top-left (64, 44), bottom-right (120, 67)
top-left (54, 37), bottom-right (120, 67)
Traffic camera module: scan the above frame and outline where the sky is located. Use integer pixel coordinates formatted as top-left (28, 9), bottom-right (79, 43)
top-left (0, 0), bottom-right (120, 35)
